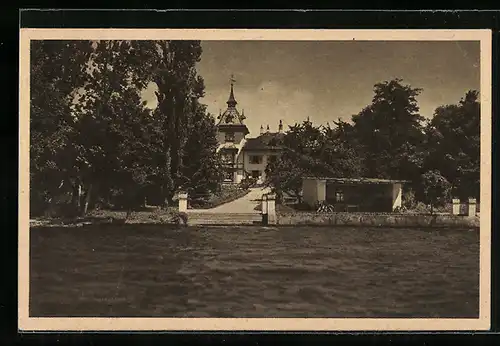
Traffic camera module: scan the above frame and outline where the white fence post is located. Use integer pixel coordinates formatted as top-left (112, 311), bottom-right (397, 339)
top-left (267, 194), bottom-right (276, 225)
top-left (178, 193), bottom-right (188, 213)
top-left (261, 194), bottom-right (268, 224)
top-left (467, 198), bottom-right (477, 217)
top-left (261, 194), bottom-right (268, 215)
top-left (452, 199), bottom-right (460, 215)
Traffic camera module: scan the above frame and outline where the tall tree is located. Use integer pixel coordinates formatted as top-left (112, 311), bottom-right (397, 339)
top-left (73, 40), bottom-right (159, 214)
top-left (179, 107), bottom-right (223, 197)
top-left (265, 120), bottom-right (326, 202)
top-left (30, 40), bottom-right (93, 215)
top-left (265, 119), bottom-right (364, 202)
top-left (152, 40), bottom-right (206, 203)
top-left (321, 121), bottom-right (365, 178)
top-left (424, 90), bottom-right (480, 200)
top-left (351, 78), bottom-right (426, 182)
top-left (421, 170), bottom-right (452, 214)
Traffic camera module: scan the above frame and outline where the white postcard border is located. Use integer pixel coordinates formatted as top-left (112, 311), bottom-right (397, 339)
top-left (19, 28), bottom-right (492, 332)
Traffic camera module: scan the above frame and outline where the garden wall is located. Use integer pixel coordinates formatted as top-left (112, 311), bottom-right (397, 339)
top-left (277, 212), bottom-right (480, 228)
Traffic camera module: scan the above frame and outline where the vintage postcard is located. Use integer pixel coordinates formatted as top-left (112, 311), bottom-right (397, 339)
top-left (19, 29), bottom-right (492, 331)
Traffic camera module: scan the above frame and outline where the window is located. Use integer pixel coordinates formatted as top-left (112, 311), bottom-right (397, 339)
top-left (224, 171), bottom-right (233, 181)
top-left (222, 153), bottom-right (234, 164)
top-left (335, 190), bottom-right (344, 203)
top-left (225, 132), bottom-right (235, 142)
top-left (249, 155), bottom-right (262, 164)
top-left (251, 170), bottom-right (261, 179)
top-left (225, 113), bottom-right (235, 124)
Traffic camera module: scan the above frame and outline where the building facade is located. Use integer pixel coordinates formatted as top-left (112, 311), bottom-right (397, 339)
top-left (216, 80), bottom-right (284, 185)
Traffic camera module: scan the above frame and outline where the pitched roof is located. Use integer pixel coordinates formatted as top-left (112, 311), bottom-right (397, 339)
top-left (227, 83), bottom-right (237, 106)
top-left (217, 82), bottom-right (246, 126)
top-left (243, 132), bottom-right (285, 151)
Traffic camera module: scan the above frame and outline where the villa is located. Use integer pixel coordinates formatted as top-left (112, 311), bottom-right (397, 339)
top-left (216, 79), bottom-right (284, 184)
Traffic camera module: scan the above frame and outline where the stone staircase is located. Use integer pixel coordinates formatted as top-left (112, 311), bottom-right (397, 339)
top-left (186, 212), bottom-right (263, 226)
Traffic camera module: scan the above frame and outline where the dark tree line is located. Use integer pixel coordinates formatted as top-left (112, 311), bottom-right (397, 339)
top-left (30, 40), bottom-right (223, 217)
top-left (265, 78), bottom-right (480, 209)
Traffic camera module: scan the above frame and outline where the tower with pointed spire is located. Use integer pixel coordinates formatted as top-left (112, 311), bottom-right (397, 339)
top-left (215, 76), bottom-right (285, 185)
top-left (216, 75), bottom-right (249, 131)
top-left (216, 75), bottom-right (250, 183)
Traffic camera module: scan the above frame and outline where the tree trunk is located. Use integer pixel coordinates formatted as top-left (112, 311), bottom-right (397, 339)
top-left (45, 197), bottom-right (54, 217)
top-left (106, 191), bottom-right (111, 208)
top-left (71, 182), bottom-right (82, 216)
top-left (170, 95), bottom-right (180, 192)
top-left (76, 183), bottom-right (82, 210)
top-left (82, 183), bottom-right (93, 216)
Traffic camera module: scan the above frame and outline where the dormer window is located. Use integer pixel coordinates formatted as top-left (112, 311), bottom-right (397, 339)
top-left (249, 155), bottom-right (263, 164)
top-left (225, 132), bottom-right (235, 142)
top-left (225, 113), bottom-right (234, 124)
top-left (222, 153), bottom-right (234, 163)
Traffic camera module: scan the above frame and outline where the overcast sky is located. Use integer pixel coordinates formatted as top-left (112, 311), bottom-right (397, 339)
top-left (144, 40), bottom-right (480, 138)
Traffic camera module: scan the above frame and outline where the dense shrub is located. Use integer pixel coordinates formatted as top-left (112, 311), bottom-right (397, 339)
top-left (402, 187), bottom-right (418, 210)
top-left (239, 176), bottom-right (257, 190)
top-left (170, 211), bottom-right (189, 225)
top-left (421, 170), bottom-right (452, 214)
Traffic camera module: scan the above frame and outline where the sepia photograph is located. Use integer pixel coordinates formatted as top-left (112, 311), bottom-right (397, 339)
top-left (19, 29), bottom-right (491, 331)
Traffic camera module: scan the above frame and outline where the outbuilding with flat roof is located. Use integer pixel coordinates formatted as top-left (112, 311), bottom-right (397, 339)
top-left (302, 176), bottom-right (409, 212)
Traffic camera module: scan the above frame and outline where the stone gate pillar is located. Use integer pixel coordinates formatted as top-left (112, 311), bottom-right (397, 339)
top-left (261, 194), bottom-right (268, 214)
top-left (261, 194), bottom-right (268, 224)
top-left (467, 198), bottom-right (477, 217)
top-left (178, 192), bottom-right (188, 213)
top-left (267, 194), bottom-right (277, 225)
top-left (452, 198), bottom-right (460, 215)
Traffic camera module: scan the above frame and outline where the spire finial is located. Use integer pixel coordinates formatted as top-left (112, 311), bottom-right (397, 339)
top-left (278, 119), bottom-right (283, 133)
top-left (260, 125), bottom-right (264, 135)
top-left (227, 74), bottom-right (237, 107)
top-left (266, 125), bottom-right (270, 132)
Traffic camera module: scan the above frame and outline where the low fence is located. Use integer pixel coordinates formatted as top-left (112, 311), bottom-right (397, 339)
top-left (177, 192), bottom-right (480, 228)
top-left (426, 202), bottom-right (479, 215)
top-left (277, 212), bottom-right (479, 228)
